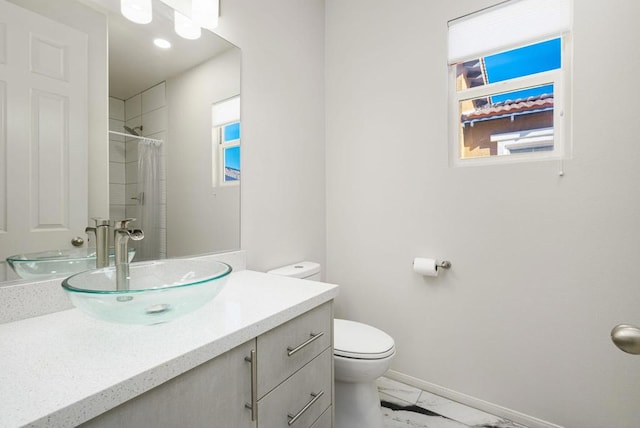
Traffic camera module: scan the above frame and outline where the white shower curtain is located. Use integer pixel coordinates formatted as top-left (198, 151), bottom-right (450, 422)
top-left (136, 139), bottom-right (162, 261)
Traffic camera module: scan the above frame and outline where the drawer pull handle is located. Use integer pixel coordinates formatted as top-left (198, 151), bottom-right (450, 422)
top-left (244, 350), bottom-right (258, 421)
top-left (287, 390), bottom-right (324, 426)
top-left (287, 332), bottom-right (324, 357)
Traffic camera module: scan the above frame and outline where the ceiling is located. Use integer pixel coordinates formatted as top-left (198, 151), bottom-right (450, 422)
top-left (82, 0), bottom-right (234, 100)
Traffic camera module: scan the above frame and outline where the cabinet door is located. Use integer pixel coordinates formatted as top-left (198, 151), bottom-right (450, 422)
top-left (81, 339), bottom-right (256, 428)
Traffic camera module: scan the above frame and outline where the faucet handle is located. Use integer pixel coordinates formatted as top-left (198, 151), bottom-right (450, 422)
top-left (129, 229), bottom-right (144, 241)
top-left (113, 218), bottom-right (136, 229)
top-left (91, 217), bottom-right (111, 227)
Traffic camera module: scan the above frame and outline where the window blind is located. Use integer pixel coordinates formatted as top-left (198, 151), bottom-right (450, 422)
top-left (212, 96), bottom-right (240, 126)
top-left (448, 0), bottom-right (571, 64)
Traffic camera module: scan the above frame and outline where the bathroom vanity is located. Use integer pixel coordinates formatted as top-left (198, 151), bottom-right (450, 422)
top-left (82, 303), bottom-right (333, 428)
top-left (0, 268), bottom-right (339, 428)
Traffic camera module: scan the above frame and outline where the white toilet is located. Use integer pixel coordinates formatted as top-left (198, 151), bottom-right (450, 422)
top-left (267, 262), bottom-right (395, 428)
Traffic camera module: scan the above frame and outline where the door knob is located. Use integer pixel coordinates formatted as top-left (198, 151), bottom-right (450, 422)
top-left (71, 237), bottom-right (84, 247)
top-left (611, 324), bottom-right (640, 354)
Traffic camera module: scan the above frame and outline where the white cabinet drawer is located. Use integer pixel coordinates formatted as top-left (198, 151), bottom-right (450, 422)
top-left (257, 302), bottom-right (332, 397)
top-left (258, 348), bottom-right (332, 428)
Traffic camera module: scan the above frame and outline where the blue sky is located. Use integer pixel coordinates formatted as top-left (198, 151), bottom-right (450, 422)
top-left (484, 38), bottom-right (560, 103)
top-left (225, 146), bottom-right (240, 171)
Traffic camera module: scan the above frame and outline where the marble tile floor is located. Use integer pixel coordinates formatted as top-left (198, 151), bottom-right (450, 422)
top-left (378, 377), bottom-right (527, 428)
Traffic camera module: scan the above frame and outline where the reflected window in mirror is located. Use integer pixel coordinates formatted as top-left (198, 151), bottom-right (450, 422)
top-left (212, 96), bottom-right (241, 186)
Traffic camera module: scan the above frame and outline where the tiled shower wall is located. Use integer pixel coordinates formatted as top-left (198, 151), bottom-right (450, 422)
top-left (108, 82), bottom-right (167, 259)
top-left (108, 98), bottom-right (126, 221)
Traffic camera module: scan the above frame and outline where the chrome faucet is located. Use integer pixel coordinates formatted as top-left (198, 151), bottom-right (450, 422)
top-left (113, 219), bottom-right (144, 291)
top-left (85, 218), bottom-right (111, 268)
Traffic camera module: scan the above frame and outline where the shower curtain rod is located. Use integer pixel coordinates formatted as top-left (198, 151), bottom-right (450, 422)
top-left (108, 130), bottom-right (163, 143)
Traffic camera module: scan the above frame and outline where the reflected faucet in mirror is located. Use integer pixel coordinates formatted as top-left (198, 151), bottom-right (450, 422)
top-left (85, 218), bottom-right (111, 268)
top-left (113, 219), bottom-right (144, 291)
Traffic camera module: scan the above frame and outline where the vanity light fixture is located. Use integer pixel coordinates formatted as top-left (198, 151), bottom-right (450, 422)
top-left (153, 38), bottom-right (172, 49)
top-left (120, 0), bottom-right (152, 24)
top-left (192, 0), bottom-right (219, 29)
top-left (174, 10), bottom-right (201, 40)
top-left (122, 0), bottom-right (219, 38)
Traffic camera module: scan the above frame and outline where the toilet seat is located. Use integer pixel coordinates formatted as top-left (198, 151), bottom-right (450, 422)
top-left (334, 318), bottom-right (395, 359)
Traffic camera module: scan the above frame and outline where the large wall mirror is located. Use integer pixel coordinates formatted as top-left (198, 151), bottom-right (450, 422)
top-left (0, 0), bottom-right (241, 285)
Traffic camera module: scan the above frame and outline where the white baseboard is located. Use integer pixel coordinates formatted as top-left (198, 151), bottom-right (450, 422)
top-left (384, 369), bottom-right (564, 428)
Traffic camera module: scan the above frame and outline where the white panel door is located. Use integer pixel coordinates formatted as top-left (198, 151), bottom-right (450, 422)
top-left (0, 0), bottom-right (88, 259)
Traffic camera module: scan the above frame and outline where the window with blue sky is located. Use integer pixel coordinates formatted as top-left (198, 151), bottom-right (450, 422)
top-left (448, 0), bottom-right (571, 163)
top-left (222, 123), bottom-right (240, 182)
top-left (212, 96), bottom-right (240, 185)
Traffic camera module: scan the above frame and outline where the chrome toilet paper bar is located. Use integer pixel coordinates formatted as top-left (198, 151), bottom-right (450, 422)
top-left (438, 260), bottom-right (452, 269)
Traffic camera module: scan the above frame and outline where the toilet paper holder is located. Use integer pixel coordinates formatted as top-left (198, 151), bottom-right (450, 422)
top-left (413, 257), bottom-right (452, 277)
top-left (438, 260), bottom-right (452, 269)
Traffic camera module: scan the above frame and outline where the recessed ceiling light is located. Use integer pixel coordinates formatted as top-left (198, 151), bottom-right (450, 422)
top-left (153, 38), bottom-right (171, 49)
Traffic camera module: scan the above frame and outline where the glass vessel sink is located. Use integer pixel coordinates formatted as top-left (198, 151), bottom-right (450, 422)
top-left (6, 248), bottom-right (135, 280)
top-left (61, 259), bottom-right (232, 325)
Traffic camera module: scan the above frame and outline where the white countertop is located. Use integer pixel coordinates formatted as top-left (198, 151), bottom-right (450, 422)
top-left (0, 270), bottom-right (339, 428)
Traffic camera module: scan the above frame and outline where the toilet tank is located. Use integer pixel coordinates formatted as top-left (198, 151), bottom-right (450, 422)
top-left (267, 261), bottom-right (321, 281)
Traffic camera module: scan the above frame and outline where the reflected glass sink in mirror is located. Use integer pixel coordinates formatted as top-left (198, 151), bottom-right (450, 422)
top-left (6, 248), bottom-right (135, 280)
top-left (62, 259), bottom-right (232, 324)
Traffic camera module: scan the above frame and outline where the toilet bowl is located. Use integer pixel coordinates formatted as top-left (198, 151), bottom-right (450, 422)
top-left (333, 318), bottom-right (395, 428)
top-left (267, 262), bottom-right (396, 428)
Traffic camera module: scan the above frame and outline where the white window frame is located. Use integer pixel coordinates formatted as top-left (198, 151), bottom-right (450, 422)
top-left (449, 35), bottom-right (571, 167)
top-left (211, 96), bottom-right (240, 187)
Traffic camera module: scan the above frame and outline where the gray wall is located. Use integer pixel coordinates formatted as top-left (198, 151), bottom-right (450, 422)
top-left (215, 0), bottom-right (327, 273)
top-left (166, 49), bottom-right (241, 257)
top-left (325, 1), bottom-right (640, 427)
